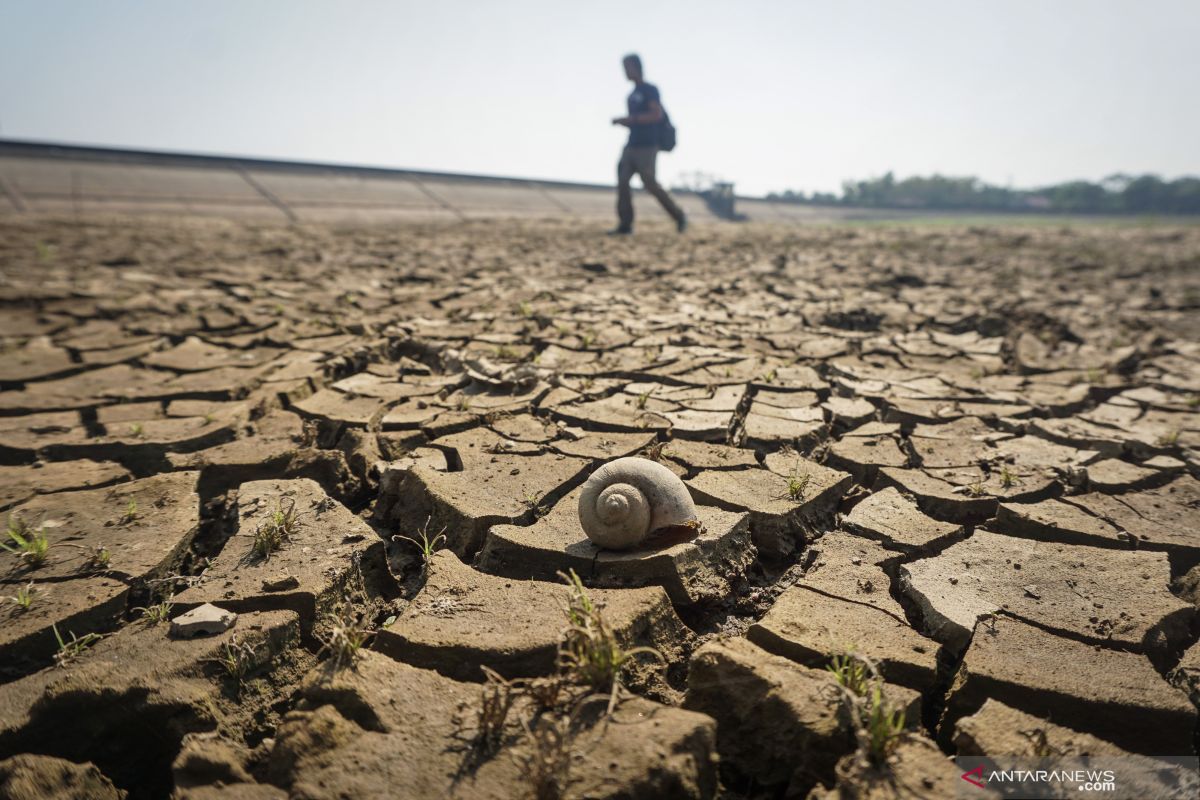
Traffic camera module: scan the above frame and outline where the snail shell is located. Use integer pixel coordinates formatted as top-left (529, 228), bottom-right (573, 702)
top-left (578, 456), bottom-right (698, 550)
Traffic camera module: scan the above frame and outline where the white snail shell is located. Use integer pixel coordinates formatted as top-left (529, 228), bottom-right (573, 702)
top-left (578, 456), bottom-right (698, 550)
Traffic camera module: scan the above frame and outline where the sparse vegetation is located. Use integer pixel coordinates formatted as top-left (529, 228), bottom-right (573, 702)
top-left (3, 517), bottom-right (50, 568)
top-left (393, 516), bottom-right (448, 571)
top-left (318, 605), bottom-right (374, 671)
top-left (252, 497), bottom-right (298, 560)
top-left (826, 651), bottom-right (870, 696)
top-left (556, 570), bottom-right (663, 712)
top-left (862, 682), bottom-right (907, 761)
top-left (521, 490), bottom-right (548, 518)
top-left (53, 624), bottom-right (103, 668)
top-left (998, 464), bottom-right (1019, 489)
top-left (128, 422), bottom-right (145, 438)
top-left (85, 544), bottom-right (111, 571)
top-left (7, 581), bottom-right (36, 611)
top-left (1156, 429), bottom-right (1181, 447)
top-left (120, 499), bottom-right (139, 524)
top-left (635, 389), bottom-right (651, 410)
top-left (210, 635), bottom-right (259, 684)
top-left (826, 651), bottom-right (907, 763)
top-left (133, 600), bottom-right (174, 625)
top-left (786, 471), bottom-right (812, 501)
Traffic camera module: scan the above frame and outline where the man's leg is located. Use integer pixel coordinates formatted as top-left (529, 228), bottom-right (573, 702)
top-left (634, 148), bottom-right (685, 226)
top-left (615, 147), bottom-right (636, 231)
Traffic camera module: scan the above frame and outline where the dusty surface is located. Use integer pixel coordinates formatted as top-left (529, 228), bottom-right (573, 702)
top-left (0, 216), bottom-right (1198, 798)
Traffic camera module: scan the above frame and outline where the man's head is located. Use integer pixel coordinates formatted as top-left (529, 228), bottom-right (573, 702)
top-left (622, 54), bottom-right (643, 82)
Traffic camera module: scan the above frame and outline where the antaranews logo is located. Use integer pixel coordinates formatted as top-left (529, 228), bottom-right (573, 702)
top-left (955, 755), bottom-right (1198, 799)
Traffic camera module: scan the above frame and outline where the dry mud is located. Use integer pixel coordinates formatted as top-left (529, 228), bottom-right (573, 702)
top-left (0, 216), bottom-right (1199, 799)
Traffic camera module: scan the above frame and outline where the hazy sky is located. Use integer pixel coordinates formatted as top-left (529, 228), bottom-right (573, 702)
top-left (2, 0), bottom-right (1197, 196)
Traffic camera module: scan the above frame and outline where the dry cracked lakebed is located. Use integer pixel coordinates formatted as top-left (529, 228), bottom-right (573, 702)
top-left (0, 216), bottom-right (1198, 798)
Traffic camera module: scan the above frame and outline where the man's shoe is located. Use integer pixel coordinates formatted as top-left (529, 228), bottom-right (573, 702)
top-left (676, 215), bottom-right (688, 233)
top-left (607, 227), bottom-right (632, 236)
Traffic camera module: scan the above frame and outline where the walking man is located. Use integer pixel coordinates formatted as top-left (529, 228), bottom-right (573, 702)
top-left (610, 54), bottom-right (686, 235)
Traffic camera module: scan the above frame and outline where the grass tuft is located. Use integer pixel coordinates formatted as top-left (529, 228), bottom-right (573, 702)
top-left (556, 570), bottom-right (663, 712)
top-left (133, 600), bottom-right (174, 625)
top-left (393, 516), bottom-right (447, 571)
top-left (7, 581), bottom-right (36, 611)
top-left (318, 605), bottom-right (374, 672)
top-left (252, 497), bottom-right (298, 560)
top-left (53, 624), bottom-right (103, 668)
top-left (3, 516), bottom-right (50, 568)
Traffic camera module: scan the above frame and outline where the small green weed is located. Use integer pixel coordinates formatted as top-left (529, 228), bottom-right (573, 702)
top-left (1157, 429), bottom-right (1181, 447)
top-left (120, 499), bottom-right (139, 524)
top-left (53, 624), bottom-right (103, 668)
top-left (318, 605), bottom-right (374, 671)
top-left (556, 570), bottom-right (663, 712)
top-left (252, 497), bottom-right (298, 560)
top-left (3, 517), bottom-right (50, 568)
top-left (393, 516), bottom-right (448, 570)
top-left (128, 422), bottom-right (144, 438)
top-left (786, 472), bottom-right (812, 501)
top-left (7, 581), bottom-right (35, 611)
top-left (133, 600), bottom-right (174, 625)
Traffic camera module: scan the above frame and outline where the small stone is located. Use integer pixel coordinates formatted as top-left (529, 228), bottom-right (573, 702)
top-left (170, 603), bottom-right (237, 638)
top-left (262, 574), bottom-right (301, 592)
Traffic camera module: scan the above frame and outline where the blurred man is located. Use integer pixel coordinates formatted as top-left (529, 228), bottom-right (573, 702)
top-left (610, 54), bottom-right (686, 235)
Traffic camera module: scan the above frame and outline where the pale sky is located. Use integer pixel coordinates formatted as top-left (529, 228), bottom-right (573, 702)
top-left (2, 0), bottom-right (1197, 196)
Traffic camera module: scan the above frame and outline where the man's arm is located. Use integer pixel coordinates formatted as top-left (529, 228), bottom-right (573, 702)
top-left (612, 99), bottom-right (664, 127)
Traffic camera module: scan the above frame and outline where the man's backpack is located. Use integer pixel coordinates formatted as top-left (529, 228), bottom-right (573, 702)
top-left (658, 111), bottom-right (677, 152)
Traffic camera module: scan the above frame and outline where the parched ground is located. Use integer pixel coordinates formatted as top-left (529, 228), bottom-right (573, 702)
top-left (1, 216), bottom-right (1199, 799)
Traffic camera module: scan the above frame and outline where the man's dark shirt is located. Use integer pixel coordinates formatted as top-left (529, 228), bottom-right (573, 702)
top-left (626, 82), bottom-right (661, 148)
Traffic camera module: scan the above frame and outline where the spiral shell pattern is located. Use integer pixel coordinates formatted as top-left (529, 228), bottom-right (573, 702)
top-left (578, 456), bottom-right (699, 550)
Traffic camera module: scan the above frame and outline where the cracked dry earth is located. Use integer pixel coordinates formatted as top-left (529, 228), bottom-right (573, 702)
top-left (1, 216), bottom-right (1199, 800)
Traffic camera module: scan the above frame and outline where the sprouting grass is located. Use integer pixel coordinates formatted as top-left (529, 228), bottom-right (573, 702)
top-left (635, 389), bottom-right (652, 410)
top-left (998, 464), bottom-right (1019, 489)
top-left (210, 635), bottom-right (259, 684)
top-left (120, 499), bottom-right (139, 524)
top-left (1156, 429), bottom-right (1181, 447)
top-left (475, 665), bottom-right (518, 754)
top-left (133, 600), bottom-right (174, 625)
top-left (456, 395), bottom-right (473, 412)
top-left (556, 570), bottom-right (663, 712)
top-left (393, 516), bottom-right (447, 571)
top-left (786, 472), bottom-right (812, 501)
top-left (964, 481), bottom-right (986, 497)
top-left (128, 422), bottom-right (145, 439)
top-left (517, 300), bottom-right (533, 318)
top-left (580, 331), bottom-right (596, 349)
top-left (494, 344), bottom-right (519, 360)
top-left (252, 497), bottom-right (298, 560)
top-left (826, 651), bottom-right (907, 763)
top-left (862, 682), bottom-right (907, 761)
top-left (53, 624), bottom-right (103, 668)
top-left (521, 490), bottom-right (548, 518)
top-left (318, 605), bottom-right (374, 672)
top-left (1085, 367), bottom-right (1104, 384)
top-left (3, 517), bottom-right (50, 568)
top-left (7, 581), bottom-right (36, 611)
top-left (826, 652), bottom-right (870, 696)
top-left (85, 544), bottom-right (111, 571)
top-left (760, 368), bottom-right (777, 384)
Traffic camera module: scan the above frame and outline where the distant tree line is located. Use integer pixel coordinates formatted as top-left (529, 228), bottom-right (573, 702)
top-left (767, 172), bottom-right (1200, 214)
